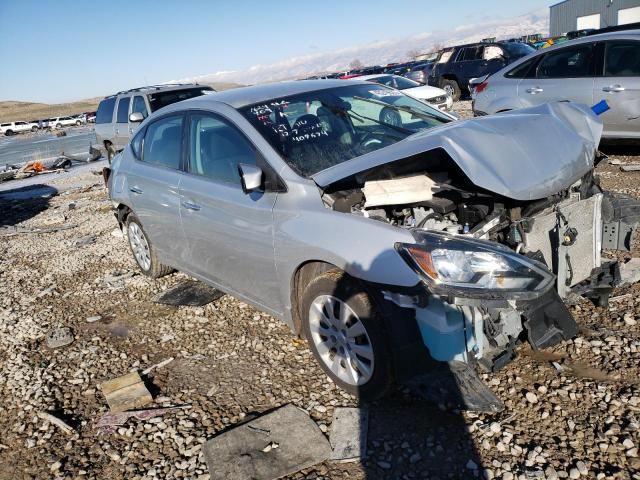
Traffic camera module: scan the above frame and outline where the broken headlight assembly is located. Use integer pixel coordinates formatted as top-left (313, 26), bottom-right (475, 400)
top-left (396, 232), bottom-right (554, 299)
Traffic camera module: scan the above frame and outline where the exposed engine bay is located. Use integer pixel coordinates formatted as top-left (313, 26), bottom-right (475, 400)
top-left (321, 147), bottom-right (640, 389)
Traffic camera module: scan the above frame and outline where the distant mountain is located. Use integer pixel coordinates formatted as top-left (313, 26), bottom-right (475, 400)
top-left (171, 9), bottom-right (548, 85)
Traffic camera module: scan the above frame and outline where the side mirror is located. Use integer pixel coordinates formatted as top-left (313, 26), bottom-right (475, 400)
top-left (129, 112), bottom-right (144, 123)
top-left (239, 163), bottom-right (263, 193)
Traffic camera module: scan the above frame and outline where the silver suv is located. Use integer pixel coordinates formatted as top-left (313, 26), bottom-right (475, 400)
top-left (95, 84), bottom-right (214, 161)
top-left (106, 80), bottom-right (639, 401)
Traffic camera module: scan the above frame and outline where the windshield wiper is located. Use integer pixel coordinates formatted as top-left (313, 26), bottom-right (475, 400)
top-left (352, 95), bottom-right (447, 123)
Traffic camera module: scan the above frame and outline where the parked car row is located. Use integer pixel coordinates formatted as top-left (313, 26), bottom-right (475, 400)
top-left (0, 112), bottom-right (96, 136)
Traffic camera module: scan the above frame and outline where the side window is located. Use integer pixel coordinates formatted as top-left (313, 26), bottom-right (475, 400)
top-left (188, 113), bottom-right (256, 184)
top-left (131, 95), bottom-right (149, 119)
top-left (96, 97), bottom-right (116, 124)
top-left (605, 41), bottom-right (640, 77)
top-left (537, 44), bottom-right (595, 78)
top-left (505, 56), bottom-right (539, 78)
top-left (142, 116), bottom-right (183, 169)
top-left (458, 46), bottom-right (483, 62)
top-left (116, 97), bottom-right (131, 123)
top-left (131, 127), bottom-right (145, 159)
top-left (483, 45), bottom-right (504, 60)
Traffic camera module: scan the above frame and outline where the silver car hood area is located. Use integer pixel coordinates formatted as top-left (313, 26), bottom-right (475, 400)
top-left (311, 102), bottom-right (603, 201)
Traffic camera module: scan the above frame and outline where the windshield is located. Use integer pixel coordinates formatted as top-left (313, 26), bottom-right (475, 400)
top-left (239, 84), bottom-right (451, 177)
top-left (369, 75), bottom-right (421, 90)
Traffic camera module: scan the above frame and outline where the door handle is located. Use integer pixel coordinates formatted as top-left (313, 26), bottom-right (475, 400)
top-left (603, 85), bottom-right (625, 93)
top-left (129, 186), bottom-right (143, 195)
top-left (526, 87), bottom-right (544, 94)
top-left (182, 201), bottom-right (201, 211)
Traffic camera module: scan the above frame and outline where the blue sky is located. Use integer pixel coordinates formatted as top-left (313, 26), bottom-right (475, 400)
top-left (0, 0), bottom-right (551, 103)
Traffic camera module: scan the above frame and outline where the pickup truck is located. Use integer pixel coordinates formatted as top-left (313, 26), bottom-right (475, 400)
top-left (0, 121), bottom-right (38, 136)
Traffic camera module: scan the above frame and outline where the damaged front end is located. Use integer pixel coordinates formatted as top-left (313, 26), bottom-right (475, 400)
top-left (317, 102), bottom-right (640, 409)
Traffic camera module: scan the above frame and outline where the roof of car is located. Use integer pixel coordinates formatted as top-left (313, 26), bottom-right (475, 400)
top-left (182, 79), bottom-right (366, 109)
top-left (104, 83), bottom-right (211, 99)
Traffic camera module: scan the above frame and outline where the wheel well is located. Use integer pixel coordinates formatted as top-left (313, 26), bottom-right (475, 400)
top-left (496, 109), bottom-right (512, 113)
top-left (290, 260), bottom-right (339, 336)
top-left (441, 74), bottom-right (458, 83)
top-left (116, 204), bottom-right (132, 228)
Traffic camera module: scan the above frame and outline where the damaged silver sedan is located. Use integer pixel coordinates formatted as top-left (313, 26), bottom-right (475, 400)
top-left (107, 79), bottom-right (640, 403)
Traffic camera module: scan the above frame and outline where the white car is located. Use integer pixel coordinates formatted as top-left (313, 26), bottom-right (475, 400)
top-left (357, 74), bottom-right (454, 111)
top-left (0, 121), bottom-right (38, 136)
top-left (48, 116), bottom-right (83, 129)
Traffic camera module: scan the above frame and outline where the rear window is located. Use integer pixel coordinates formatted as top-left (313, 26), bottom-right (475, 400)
top-left (96, 97), bottom-right (116, 124)
top-left (502, 42), bottom-right (536, 58)
top-left (148, 87), bottom-right (214, 112)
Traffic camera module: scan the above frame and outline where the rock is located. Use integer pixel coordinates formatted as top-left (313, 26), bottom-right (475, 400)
top-left (46, 327), bottom-right (74, 349)
top-left (569, 468), bottom-right (580, 479)
top-left (111, 228), bottom-right (124, 238)
top-left (626, 447), bottom-right (638, 457)
top-left (466, 459), bottom-right (478, 470)
top-left (525, 392), bottom-right (538, 404)
top-left (575, 461), bottom-right (587, 476)
top-left (624, 313), bottom-right (637, 326)
top-left (409, 453), bottom-right (421, 464)
top-left (502, 473), bottom-right (514, 480)
top-left (377, 461), bottom-right (391, 469)
top-left (86, 315), bottom-right (102, 323)
top-left (490, 422), bottom-right (502, 434)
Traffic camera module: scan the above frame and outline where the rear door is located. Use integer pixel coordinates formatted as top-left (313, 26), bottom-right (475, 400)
top-left (593, 39), bottom-right (640, 138)
top-left (114, 96), bottom-right (131, 150)
top-left (454, 46), bottom-right (485, 88)
top-left (178, 111), bottom-right (280, 312)
top-left (517, 42), bottom-right (596, 108)
top-left (126, 114), bottom-right (185, 265)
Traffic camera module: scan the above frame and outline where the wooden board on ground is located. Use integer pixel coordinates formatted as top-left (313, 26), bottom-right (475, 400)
top-left (101, 371), bottom-right (153, 413)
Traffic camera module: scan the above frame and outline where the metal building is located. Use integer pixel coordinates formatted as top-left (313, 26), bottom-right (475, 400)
top-left (550, 0), bottom-right (640, 36)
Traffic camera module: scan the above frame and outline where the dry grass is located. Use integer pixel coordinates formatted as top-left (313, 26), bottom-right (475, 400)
top-left (0, 82), bottom-right (243, 123)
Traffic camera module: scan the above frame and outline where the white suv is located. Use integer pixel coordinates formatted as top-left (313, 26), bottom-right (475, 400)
top-left (48, 116), bottom-right (83, 129)
top-left (0, 121), bottom-right (38, 136)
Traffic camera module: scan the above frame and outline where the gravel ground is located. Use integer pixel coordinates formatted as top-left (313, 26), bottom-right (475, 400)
top-left (1, 101), bottom-right (640, 480)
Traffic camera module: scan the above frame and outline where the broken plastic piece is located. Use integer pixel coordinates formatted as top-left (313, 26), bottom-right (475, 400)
top-left (153, 280), bottom-right (224, 306)
top-left (203, 404), bottom-right (331, 480)
top-left (591, 100), bottom-right (610, 116)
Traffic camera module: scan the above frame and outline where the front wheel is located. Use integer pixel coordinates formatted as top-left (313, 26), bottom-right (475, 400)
top-left (31, 126), bottom-right (38, 132)
top-left (440, 79), bottom-right (461, 101)
top-left (301, 270), bottom-right (393, 400)
top-left (126, 213), bottom-right (173, 278)
top-left (56, 123), bottom-right (62, 129)
top-left (76, 120), bottom-right (81, 126)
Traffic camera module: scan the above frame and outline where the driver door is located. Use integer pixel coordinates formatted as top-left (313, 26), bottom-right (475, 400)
top-left (178, 111), bottom-right (282, 313)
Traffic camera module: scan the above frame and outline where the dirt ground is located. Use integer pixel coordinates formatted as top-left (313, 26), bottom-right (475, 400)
top-left (1, 101), bottom-right (640, 480)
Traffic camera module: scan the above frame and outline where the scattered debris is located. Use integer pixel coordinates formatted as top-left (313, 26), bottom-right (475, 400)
top-left (609, 158), bottom-right (622, 166)
top-left (46, 327), bottom-right (74, 349)
top-left (0, 224), bottom-right (77, 237)
top-left (104, 271), bottom-right (134, 289)
top-left (73, 234), bottom-right (96, 247)
top-left (37, 411), bottom-right (74, 435)
top-left (142, 357), bottom-right (174, 375)
top-left (87, 145), bottom-right (102, 163)
top-left (101, 371), bottom-right (153, 413)
top-left (261, 441), bottom-right (280, 453)
top-left (621, 164), bottom-right (640, 172)
top-left (203, 404), bottom-right (331, 480)
top-left (610, 293), bottom-right (632, 303)
top-left (96, 405), bottom-right (188, 433)
top-left (620, 259), bottom-right (640, 287)
top-left (329, 407), bottom-right (368, 462)
top-left (86, 315), bottom-right (102, 323)
top-left (153, 280), bottom-right (225, 307)
top-left (56, 130), bottom-right (67, 137)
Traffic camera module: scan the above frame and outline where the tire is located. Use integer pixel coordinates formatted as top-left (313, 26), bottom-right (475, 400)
top-left (76, 120), bottom-right (81, 126)
top-left (5, 130), bottom-right (13, 136)
top-left (301, 270), bottom-right (393, 400)
top-left (125, 213), bottom-right (173, 278)
top-left (56, 123), bottom-right (62, 129)
top-left (31, 126), bottom-right (38, 132)
top-left (440, 79), bottom-right (461, 101)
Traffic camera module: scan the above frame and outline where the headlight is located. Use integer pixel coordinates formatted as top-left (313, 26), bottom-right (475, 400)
top-left (396, 232), bottom-right (554, 299)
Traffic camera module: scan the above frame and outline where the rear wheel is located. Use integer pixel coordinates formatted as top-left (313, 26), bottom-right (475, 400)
top-left (76, 120), bottom-right (81, 126)
top-left (106, 143), bottom-right (116, 163)
top-left (56, 123), bottom-right (62, 128)
top-left (301, 270), bottom-right (393, 400)
top-left (441, 79), bottom-right (461, 101)
top-left (126, 213), bottom-right (173, 278)
top-left (31, 126), bottom-right (38, 132)
top-left (4, 130), bottom-right (13, 136)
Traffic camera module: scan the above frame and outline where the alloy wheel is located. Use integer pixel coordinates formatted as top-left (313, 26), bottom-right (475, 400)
top-left (128, 222), bottom-right (151, 271)
top-left (308, 295), bottom-right (374, 386)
